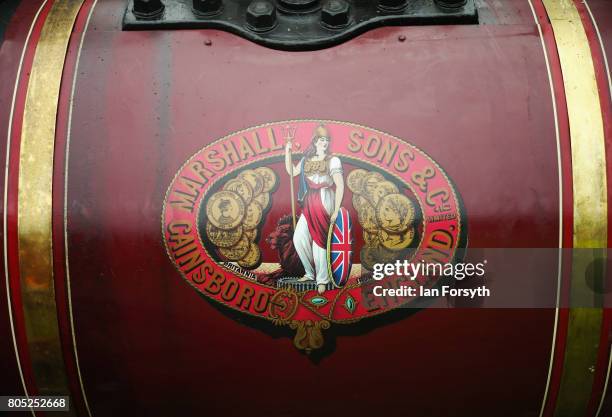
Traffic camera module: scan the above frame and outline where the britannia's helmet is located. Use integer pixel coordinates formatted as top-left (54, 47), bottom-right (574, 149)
top-left (304, 124), bottom-right (332, 158)
top-left (314, 124), bottom-right (330, 140)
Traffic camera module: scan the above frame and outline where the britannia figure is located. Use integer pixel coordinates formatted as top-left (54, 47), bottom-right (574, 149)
top-left (285, 125), bottom-right (345, 294)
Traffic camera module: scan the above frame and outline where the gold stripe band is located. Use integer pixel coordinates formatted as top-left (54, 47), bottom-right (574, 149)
top-left (17, 0), bottom-right (84, 410)
top-left (541, 1), bottom-right (608, 416)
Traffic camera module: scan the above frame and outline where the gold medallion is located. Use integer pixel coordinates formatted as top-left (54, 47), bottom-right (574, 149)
top-left (206, 191), bottom-right (245, 230)
top-left (363, 230), bottom-right (380, 247)
top-left (254, 192), bottom-right (270, 210)
top-left (238, 244), bottom-right (262, 269)
top-left (219, 235), bottom-right (250, 261)
top-left (352, 194), bottom-right (370, 214)
top-left (347, 168), bottom-right (367, 193)
top-left (363, 171), bottom-right (385, 196)
top-left (206, 222), bottom-right (243, 248)
top-left (372, 181), bottom-right (399, 205)
top-left (376, 193), bottom-right (415, 233)
top-left (254, 167), bottom-right (277, 193)
top-left (379, 228), bottom-right (415, 251)
top-left (244, 201), bottom-right (264, 230)
top-left (360, 202), bottom-right (379, 232)
top-left (244, 228), bottom-right (258, 242)
top-left (240, 169), bottom-right (264, 195)
top-left (223, 178), bottom-right (253, 204)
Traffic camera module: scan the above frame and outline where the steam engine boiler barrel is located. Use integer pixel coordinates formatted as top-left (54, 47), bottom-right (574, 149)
top-left (0, 0), bottom-right (611, 416)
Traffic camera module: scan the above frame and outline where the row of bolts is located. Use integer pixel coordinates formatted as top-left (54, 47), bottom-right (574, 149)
top-left (132, 0), bottom-right (467, 31)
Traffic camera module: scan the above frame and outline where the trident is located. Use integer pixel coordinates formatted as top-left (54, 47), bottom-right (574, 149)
top-left (282, 124), bottom-right (298, 229)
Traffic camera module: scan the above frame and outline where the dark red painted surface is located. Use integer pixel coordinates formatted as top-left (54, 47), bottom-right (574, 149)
top-left (588, 0), bottom-right (612, 73)
top-left (63, 1), bottom-right (559, 416)
top-left (2, 0), bottom-right (612, 416)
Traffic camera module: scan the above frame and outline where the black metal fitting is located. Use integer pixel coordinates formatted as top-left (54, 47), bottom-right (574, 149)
top-left (278, 0), bottom-right (320, 13)
top-left (321, 0), bottom-right (350, 29)
top-left (123, 0), bottom-right (478, 51)
top-left (378, 0), bottom-right (407, 13)
top-left (133, 0), bottom-right (164, 19)
top-left (435, 0), bottom-right (468, 10)
top-left (193, 0), bottom-right (222, 16)
top-left (246, 1), bottom-right (277, 32)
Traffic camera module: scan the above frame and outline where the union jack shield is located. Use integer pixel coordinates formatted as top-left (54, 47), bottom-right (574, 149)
top-left (327, 207), bottom-right (353, 288)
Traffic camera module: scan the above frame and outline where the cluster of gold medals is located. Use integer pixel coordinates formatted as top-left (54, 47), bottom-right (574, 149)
top-left (205, 167), bottom-right (277, 270)
top-left (347, 169), bottom-right (417, 271)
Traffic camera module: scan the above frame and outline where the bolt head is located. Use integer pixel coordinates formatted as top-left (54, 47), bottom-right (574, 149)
top-left (133, 0), bottom-right (164, 18)
top-left (193, 0), bottom-right (222, 16)
top-left (378, 0), bottom-right (407, 12)
top-left (278, 0), bottom-right (320, 13)
top-left (246, 1), bottom-right (277, 32)
top-left (434, 0), bottom-right (467, 9)
top-left (321, 0), bottom-right (350, 28)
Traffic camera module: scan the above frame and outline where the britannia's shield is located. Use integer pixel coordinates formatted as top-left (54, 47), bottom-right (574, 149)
top-left (327, 207), bottom-right (353, 288)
